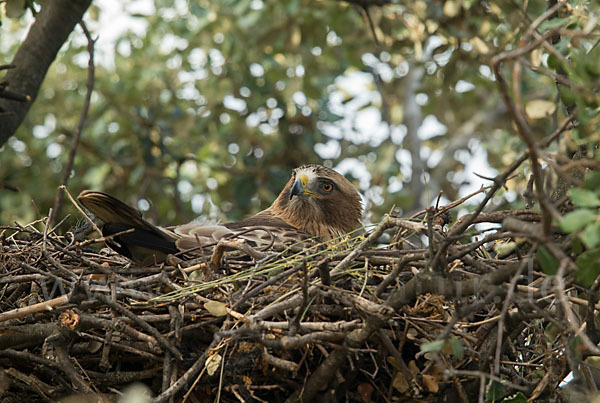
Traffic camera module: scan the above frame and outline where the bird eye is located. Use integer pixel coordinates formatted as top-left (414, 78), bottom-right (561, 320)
top-left (320, 182), bottom-right (333, 192)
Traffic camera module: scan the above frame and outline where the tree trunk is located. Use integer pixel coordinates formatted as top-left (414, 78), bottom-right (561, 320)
top-left (403, 61), bottom-right (424, 211)
top-left (0, 0), bottom-right (92, 146)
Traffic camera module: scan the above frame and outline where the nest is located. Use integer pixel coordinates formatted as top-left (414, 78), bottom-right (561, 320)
top-left (0, 193), bottom-right (595, 402)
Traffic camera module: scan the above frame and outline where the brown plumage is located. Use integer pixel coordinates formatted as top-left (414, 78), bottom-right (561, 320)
top-left (77, 164), bottom-right (363, 265)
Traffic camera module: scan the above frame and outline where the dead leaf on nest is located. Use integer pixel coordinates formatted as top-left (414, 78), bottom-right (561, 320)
top-left (189, 270), bottom-right (204, 282)
top-left (59, 309), bottom-right (79, 330)
top-left (406, 327), bottom-right (418, 340)
top-left (204, 300), bottom-right (228, 317)
top-left (422, 374), bottom-right (439, 393)
top-left (408, 360), bottom-right (419, 375)
top-left (205, 353), bottom-right (222, 376)
top-left (408, 293), bottom-right (452, 320)
top-left (391, 370), bottom-right (409, 393)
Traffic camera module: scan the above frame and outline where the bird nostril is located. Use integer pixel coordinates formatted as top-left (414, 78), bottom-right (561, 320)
top-left (299, 174), bottom-right (308, 187)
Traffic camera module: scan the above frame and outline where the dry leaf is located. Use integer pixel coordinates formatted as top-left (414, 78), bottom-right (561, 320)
top-left (525, 100), bottom-right (556, 120)
top-left (408, 360), bottom-right (419, 375)
top-left (422, 374), bottom-right (439, 393)
top-left (530, 48), bottom-right (543, 67)
top-left (189, 270), bottom-right (204, 282)
top-left (391, 371), bottom-right (409, 393)
top-left (406, 327), bottom-right (418, 340)
top-left (494, 241), bottom-right (517, 257)
top-left (59, 309), bottom-right (80, 330)
top-left (204, 300), bottom-right (228, 317)
top-left (387, 356), bottom-right (401, 371)
top-left (205, 353), bottom-right (222, 376)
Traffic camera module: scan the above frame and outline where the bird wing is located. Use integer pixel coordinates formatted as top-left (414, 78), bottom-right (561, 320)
top-left (78, 190), bottom-right (175, 238)
top-left (77, 191), bottom-right (312, 263)
top-left (78, 190), bottom-right (179, 264)
top-left (173, 211), bottom-right (312, 253)
top-left (172, 223), bottom-right (232, 252)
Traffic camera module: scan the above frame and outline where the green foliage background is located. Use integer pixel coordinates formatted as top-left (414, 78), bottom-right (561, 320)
top-left (0, 0), bottom-right (598, 228)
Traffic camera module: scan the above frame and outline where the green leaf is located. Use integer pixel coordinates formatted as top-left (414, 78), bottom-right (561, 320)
top-left (420, 340), bottom-right (445, 353)
top-left (583, 171), bottom-right (600, 190)
top-left (558, 85), bottom-right (578, 108)
top-left (581, 223), bottom-right (600, 249)
top-left (502, 391), bottom-right (527, 403)
top-left (537, 246), bottom-right (559, 275)
top-left (568, 188), bottom-right (600, 208)
top-left (485, 380), bottom-right (506, 401)
top-left (546, 53), bottom-right (561, 70)
top-left (450, 336), bottom-right (464, 359)
top-left (572, 237), bottom-right (584, 255)
top-left (538, 17), bottom-right (570, 32)
top-left (575, 249), bottom-right (600, 287)
top-left (560, 209), bottom-right (597, 233)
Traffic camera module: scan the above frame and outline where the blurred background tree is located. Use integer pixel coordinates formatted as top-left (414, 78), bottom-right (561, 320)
top-left (0, 0), bottom-right (598, 228)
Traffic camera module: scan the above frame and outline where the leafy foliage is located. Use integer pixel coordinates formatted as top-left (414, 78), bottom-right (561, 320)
top-left (0, 0), bottom-right (598, 232)
top-left (558, 170), bottom-right (600, 285)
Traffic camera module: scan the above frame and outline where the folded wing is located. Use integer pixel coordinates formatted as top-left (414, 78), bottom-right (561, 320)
top-left (78, 191), bottom-right (313, 264)
top-left (78, 190), bottom-right (179, 264)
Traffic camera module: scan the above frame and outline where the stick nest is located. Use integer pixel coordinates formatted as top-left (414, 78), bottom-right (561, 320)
top-left (0, 202), bottom-right (594, 402)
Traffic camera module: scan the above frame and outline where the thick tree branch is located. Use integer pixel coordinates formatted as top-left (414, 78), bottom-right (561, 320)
top-left (0, 0), bottom-right (92, 146)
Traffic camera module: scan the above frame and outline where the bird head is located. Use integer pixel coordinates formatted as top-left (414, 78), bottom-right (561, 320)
top-left (270, 164), bottom-right (363, 239)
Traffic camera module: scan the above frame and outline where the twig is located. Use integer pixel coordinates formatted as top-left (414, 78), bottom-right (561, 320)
top-left (53, 342), bottom-right (94, 394)
top-left (493, 253), bottom-right (533, 375)
top-left (89, 286), bottom-right (183, 361)
top-left (51, 20), bottom-right (96, 226)
top-left (289, 260), bottom-right (309, 336)
top-left (0, 294), bottom-right (69, 323)
top-left (555, 259), bottom-right (600, 355)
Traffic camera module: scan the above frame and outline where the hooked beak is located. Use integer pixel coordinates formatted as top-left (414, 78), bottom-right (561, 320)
top-left (290, 174), bottom-right (320, 199)
top-left (290, 174), bottom-right (308, 199)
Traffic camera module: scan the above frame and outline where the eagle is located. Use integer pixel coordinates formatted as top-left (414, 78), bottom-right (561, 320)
top-left (77, 164), bottom-right (363, 265)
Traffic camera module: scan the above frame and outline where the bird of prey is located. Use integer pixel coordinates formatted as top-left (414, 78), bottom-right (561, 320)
top-left (77, 164), bottom-right (363, 265)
